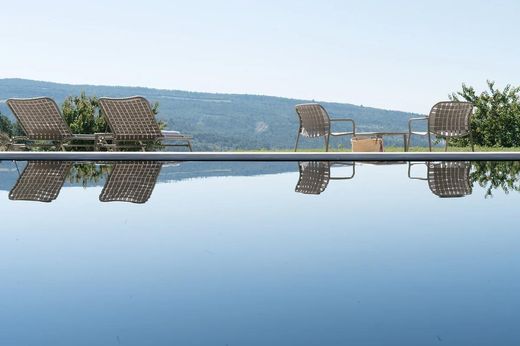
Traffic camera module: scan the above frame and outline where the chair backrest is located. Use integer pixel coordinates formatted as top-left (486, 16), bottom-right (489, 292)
top-left (98, 96), bottom-right (163, 141)
top-left (99, 161), bottom-right (163, 203)
top-left (295, 161), bottom-right (330, 195)
top-left (9, 161), bottom-right (72, 202)
top-left (428, 161), bottom-right (472, 198)
top-left (428, 101), bottom-right (473, 137)
top-left (295, 103), bottom-right (331, 138)
top-left (6, 97), bottom-right (72, 141)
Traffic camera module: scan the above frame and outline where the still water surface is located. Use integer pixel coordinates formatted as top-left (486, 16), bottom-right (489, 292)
top-left (0, 161), bottom-right (518, 345)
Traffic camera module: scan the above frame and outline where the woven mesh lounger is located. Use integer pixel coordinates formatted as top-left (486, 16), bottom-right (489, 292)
top-left (408, 101), bottom-right (474, 152)
top-left (294, 103), bottom-right (355, 152)
top-left (5, 97), bottom-right (97, 150)
top-left (99, 161), bottom-right (163, 203)
top-left (98, 96), bottom-right (192, 151)
top-left (295, 161), bottom-right (355, 195)
top-left (9, 161), bottom-right (72, 202)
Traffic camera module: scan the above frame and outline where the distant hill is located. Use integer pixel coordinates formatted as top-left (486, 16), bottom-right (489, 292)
top-left (0, 78), bottom-right (424, 150)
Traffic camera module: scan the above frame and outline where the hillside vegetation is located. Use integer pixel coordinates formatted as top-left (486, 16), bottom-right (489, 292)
top-left (0, 78), bottom-right (421, 150)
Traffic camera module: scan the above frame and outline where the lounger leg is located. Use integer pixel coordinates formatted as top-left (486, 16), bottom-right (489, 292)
top-left (187, 140), bottom-right (193, 152)
top-left (445, 139), bottom-right (448, 152)
top-left (428, 132), bottom-right (432, 152)
top-left (470, 132), bottom-right (475, 152)
top-left (294, 132), bottom-right (300, 152)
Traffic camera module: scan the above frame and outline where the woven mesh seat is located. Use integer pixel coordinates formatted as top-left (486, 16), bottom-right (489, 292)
top-left (6, 98), bottom-right (72, 141)
top-left (429, 102), bottom-right (473, 137)
top-left (295, 161), bottom-right (331, 194)
top-left (98, 96), bottom-right (192, 151)
top-left (428, 161), bottom-right (472, 198)
top-left (294, 103), bottom-right (355, 152)
top-left (98, 97), bottom-right (163, 141)
top-left (408, 101), bottom-right (474, 151)
top-left (9, 161), bottom-right (72, 202)
top-left (99, 161), bottom-right (163, 203)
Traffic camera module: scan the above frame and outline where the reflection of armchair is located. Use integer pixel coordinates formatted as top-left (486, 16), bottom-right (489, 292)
top-left (295, 161), bottom-right (355, 195)
top-left (9, 161), bottom-right (72, 202)
top-left (408, 161), bottom-right (472, 198)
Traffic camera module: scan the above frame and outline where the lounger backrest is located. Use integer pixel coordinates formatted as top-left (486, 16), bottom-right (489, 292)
top-left (98, 96), bottom-right (163, 141)
top-left (295, 103), bottom-right (331, 138)
top-left (428, 101), bottom-right (473, 137)
top-left (6, 97), bottom-right (72, 141)
top-left (99, 161), bottom-right (163, 203)
top-left (295, 161), bottom-right (331, 195)
top-left (9, 161), bottom-right (72, 202)
top-left (428, 161), bottom-right (472, 198)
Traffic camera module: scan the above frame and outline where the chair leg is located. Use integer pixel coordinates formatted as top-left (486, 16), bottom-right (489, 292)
top-left (428, 132), bottom-right (432, 152)
top-left (325, 135), bottom-right (330, 152)
top-left (470, 132), bottom-right (475, 152)
top-left (294, 132), bottom-right (300, 152)
top-left (407, 134), bottom-right (412, 152)
top-left (187, 140), bottom-right (193, 152)
top-left (444, 139), bottom-right (448, 152)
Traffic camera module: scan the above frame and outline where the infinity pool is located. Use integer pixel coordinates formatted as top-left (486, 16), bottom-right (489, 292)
top-left (0, 161), bottom-right (518, 345)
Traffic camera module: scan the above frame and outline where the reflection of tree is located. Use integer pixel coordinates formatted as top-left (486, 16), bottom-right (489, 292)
top-left (67, 163), bottom-right (112, 188)
top-left (470, 161), bottom-right (520, 198)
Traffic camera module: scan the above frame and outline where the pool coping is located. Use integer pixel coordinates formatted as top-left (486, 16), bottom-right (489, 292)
top-left (0, 151), bottom-right (519, 161)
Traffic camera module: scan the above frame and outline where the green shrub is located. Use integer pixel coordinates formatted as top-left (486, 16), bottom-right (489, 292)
top-left (450, 81), bottom-right (520, 147)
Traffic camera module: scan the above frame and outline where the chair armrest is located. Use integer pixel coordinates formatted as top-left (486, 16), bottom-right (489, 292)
top-left (408, 117), bottom-right (428, 134)
top-left (330, 118), bottom-right (356, 134)
top-left (407, 162), bottom-right (428, 180)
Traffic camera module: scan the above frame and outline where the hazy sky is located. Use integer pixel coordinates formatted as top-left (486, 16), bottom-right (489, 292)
top-left (1, 0), bottom-right (518, 113)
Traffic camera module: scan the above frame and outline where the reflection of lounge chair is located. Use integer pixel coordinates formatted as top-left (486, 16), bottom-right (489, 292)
top-left (9, 161), bottom-right (72, 202)
top-left (98, 96), bottom-right (192, 151)
top-left (408, 101), bottom-right (474, 151)
top-left (295, 161), bottom-right (355, 195)
top-left (99, 161), bottom-right (163, 203)
top-left (408, 161), bottom-right (472, 198)
top-left (294, 103), bottom-right (355, 152)
top-left (5, 98), bottom-right (97, 150)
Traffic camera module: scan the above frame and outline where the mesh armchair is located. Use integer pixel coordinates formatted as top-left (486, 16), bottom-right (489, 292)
top-left (295, 103), bottom-right (355, 152)
top-left (408, 101), bottom-right (474, 152)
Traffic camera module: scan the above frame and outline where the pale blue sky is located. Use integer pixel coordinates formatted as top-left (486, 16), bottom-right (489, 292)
top-left (1, 0), bottom-right (518, 113)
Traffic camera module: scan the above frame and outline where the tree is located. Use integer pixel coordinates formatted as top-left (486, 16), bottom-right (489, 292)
top-left (62, 92), bottom-right (107, 134)
top-left (450, 81), bottom-right (520, 147)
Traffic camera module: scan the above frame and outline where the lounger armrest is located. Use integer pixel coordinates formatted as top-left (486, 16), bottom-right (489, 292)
top-left (330, 118), bottom-right (356, 135)
top-left (408, 117), bottom-right (429, 134)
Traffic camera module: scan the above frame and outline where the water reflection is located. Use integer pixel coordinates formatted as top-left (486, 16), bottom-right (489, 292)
top-left (408, 161), bottom-right (472, 198)
top-left (295, 161), bottom-right (355, 195)
top-left (99, 161), bottom-right (163, 203)
top-left (9, 161), bottom-right (72, 202)
top-left (2, 160), bottom-right (520, 202)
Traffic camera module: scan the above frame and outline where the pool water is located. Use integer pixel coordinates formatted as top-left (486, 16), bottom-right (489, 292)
top-left (0, 161), bottom-right (519, 345)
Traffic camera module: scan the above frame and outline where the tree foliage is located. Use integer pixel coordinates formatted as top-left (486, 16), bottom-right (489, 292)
top-left (470, 161), bottom-right (520, 198)
top-left (451, 81), bottom-right (520, 147)
top-left (62, 92), bottom-right (107, 134)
